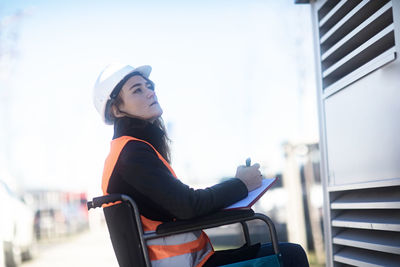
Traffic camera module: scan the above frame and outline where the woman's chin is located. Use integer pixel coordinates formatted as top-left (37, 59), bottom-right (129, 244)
top-left (155, 108), bottom-right (163, 117)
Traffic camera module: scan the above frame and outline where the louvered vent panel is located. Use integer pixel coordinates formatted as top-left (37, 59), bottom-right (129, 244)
top-left (317, 0), bottom-right (396, 96)
top-left (329, 185), bottom-right (400, 266)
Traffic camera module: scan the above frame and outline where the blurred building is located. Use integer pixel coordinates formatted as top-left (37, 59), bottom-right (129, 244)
top-left (27, 190), bottom-right (89, 240)
top-left (300, 0), bottom-right (400, 266)
top-left (281, 142), bottom-right (325, 265)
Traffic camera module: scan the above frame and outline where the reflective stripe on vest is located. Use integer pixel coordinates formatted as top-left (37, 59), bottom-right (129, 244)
top-left (101, 135), bottom-right (214, 267)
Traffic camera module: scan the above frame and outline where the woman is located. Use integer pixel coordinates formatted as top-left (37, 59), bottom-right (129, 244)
top-left (93, 64), bottom-right (309, 267)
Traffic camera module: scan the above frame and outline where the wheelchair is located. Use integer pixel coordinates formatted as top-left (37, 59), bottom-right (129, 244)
top-left (87, 194), bottom-right (283, 267)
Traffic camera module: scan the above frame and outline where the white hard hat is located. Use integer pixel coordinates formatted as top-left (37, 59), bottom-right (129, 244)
top-left (93, 63), bottom-right (152, 124)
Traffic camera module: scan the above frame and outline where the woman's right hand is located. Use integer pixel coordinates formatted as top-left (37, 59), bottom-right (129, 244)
top-left (235, 163), bottom-right (262, 192)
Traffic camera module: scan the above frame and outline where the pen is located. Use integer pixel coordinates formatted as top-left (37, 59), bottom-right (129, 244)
top-left (246, 157), bottom-right (251, 167)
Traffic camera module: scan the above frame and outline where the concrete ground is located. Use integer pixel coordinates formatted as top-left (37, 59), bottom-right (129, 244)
top-left (22, 224), bottom-right (118, 267)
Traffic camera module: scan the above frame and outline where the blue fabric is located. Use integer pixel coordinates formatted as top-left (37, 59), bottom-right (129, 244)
top-left (204, 242), bottom-right (309, 267)
top-left (218, 255), bottom-right (280, 267)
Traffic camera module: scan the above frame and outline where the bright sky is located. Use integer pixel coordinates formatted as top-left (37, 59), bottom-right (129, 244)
top-left (0, 0), bottom-right (318, 195)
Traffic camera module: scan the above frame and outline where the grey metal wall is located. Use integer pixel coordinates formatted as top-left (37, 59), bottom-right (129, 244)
top-left (309, 0), bottom-right (400, 266)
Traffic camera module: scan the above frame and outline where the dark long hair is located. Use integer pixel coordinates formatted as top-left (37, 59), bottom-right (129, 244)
top-left (151, 117), bottom-right (171, 163)
top-left (105, 73), bottom-right (172, 163)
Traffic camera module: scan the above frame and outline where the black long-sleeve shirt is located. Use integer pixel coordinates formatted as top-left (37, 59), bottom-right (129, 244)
top-left (106, 117), bottom-right (248, 222)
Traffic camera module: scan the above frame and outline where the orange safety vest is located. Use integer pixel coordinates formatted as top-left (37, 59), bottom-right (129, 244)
top-left (102, 136), bottom-right (214, 267)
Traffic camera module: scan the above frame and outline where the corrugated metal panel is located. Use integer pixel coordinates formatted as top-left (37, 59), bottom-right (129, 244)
top-left (333, 229), bottom-right (400, 254)
top-left (329, 185), bottom-right (400, 266)
top-left (317, 0), bottom-right (396, 97)
top-left (310, 0), bottom-right (400, 266)
top-left (330, 186), bottom-right (400, 209)
top-left (334, 247), bottom-right (400, 266)
top-left (332, 210), bottom-right (400, 232)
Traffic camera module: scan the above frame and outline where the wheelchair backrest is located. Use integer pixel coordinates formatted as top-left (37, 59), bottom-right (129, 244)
top-left (103, 202), bottom-right (146, 267)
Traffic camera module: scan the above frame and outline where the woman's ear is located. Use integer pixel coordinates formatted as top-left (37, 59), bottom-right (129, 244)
top-left (111, 104), bottom-right (125, 118)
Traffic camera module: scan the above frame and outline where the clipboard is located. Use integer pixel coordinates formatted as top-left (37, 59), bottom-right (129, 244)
top-left (224, 177), bottom-right (277, 210)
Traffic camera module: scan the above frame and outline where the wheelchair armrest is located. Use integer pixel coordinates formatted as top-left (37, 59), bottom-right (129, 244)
top-left (156, 209), bottom-right (254, 235)
top-left (87, 194), bottom-right (127, 210)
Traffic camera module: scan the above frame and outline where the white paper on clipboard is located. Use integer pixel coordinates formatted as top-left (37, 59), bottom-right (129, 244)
top-left (224, 177), bottom-right (277, 210)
